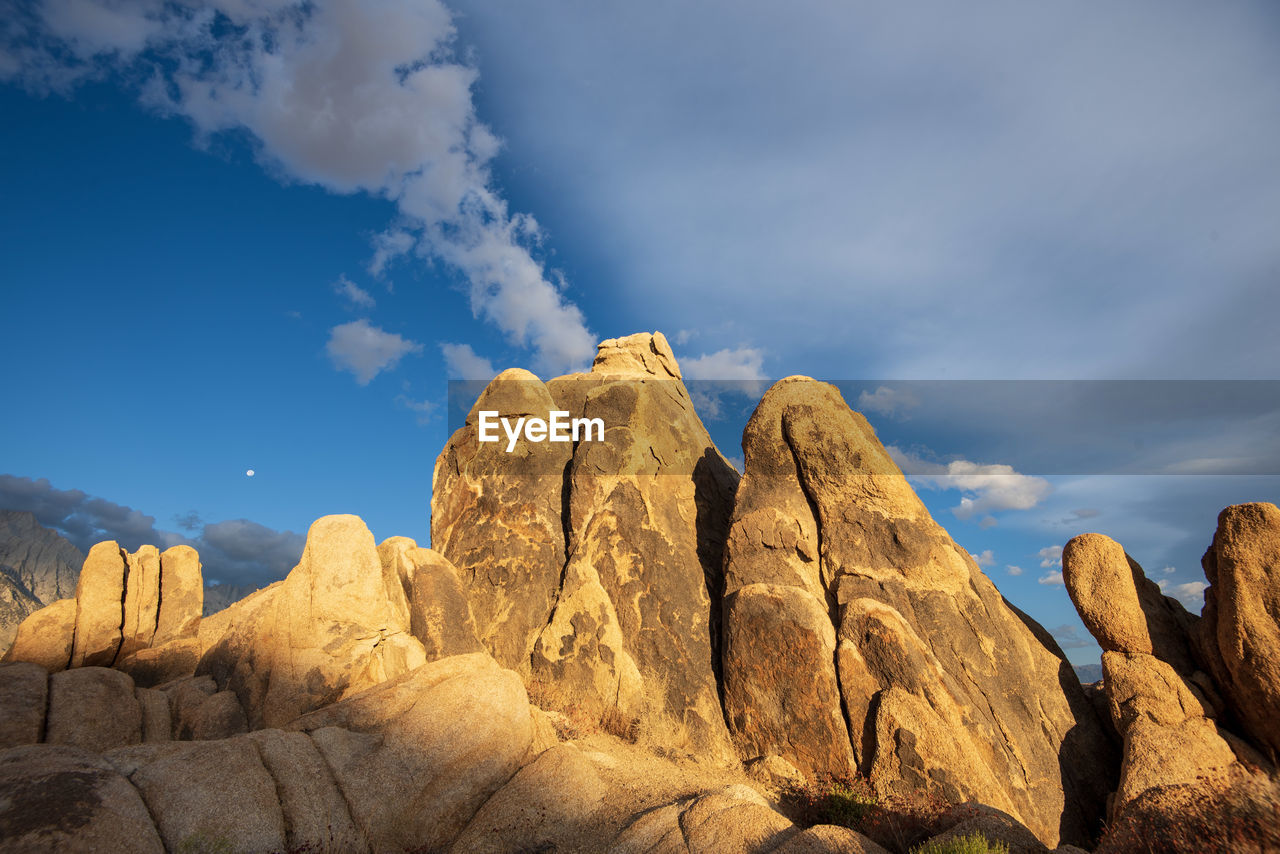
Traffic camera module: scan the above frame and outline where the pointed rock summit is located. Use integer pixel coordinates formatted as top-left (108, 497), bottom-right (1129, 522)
top-left (433, 332), bottom-right (740, 757)
top-left (721, 376), bottom-right (1115, 847)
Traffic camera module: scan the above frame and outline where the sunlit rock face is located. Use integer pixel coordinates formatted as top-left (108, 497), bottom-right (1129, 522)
top-left (433, 332), bottom-right (740, 758)
top-left (196, 514), bottom-right (429, 728)
top-left (722, 376), bottom-right (1116, 848)
top-left (1063, 504), bottom-right (1280, 820)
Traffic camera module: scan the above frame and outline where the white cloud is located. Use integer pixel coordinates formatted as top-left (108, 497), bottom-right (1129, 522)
top-left (440, 342), bottom-right (496, 380)
top-left (326, 319), bottom-right (422, 385)
top-left (1160, 565), bottom-right (1177, 575)
top-left (888, 447), bottom-right (1052, 521)
top-left (972, 548), bottom-right (994, 567)
top-left (1038, 545), bottom-right (1063, 569)
top-left (5, 0), bottom-right (595, 375)
top-left (858, 386), bottom-right (920, 418)
top-left (1007, 564), bottom-right (1024, 576)
top-left (1038, 570), bottom-right (1065, 586)
top-left (1170, 581), bottom-right (1207, 607)
top-left (333, 275), bottom-right (375, 310)
top-left (368, 229), bottom-right (416, 278)
top-left (680, 347), bottom-right (767, 389)
top-left (681, 346), bottom-right (768, 420)
top-left (395, 394), bottom-right (436, 425)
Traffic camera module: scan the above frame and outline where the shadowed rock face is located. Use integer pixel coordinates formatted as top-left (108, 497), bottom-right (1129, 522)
top-left (0, 512), bottom-right (84, 603)
top-left (433, 332), bottom-right (740, 758)
top-left (721, 376), bottom-right (1115, 847)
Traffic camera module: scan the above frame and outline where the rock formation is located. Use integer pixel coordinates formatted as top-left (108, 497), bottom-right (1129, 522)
top-left (197, 515), bottom-right (435, 728)
top-left (4, 541), bottom-right (204, 685)
top-left (433, 332), bottom-right (740, 757)
top-left (1196, 502), bottom-right (1280, 760)
top-left (5, 333), bottom-right (1278, 852)
top-left (720, 376), bottom-right (1115, 847)
top-left (1062, 506), bottom-right (1280, 825)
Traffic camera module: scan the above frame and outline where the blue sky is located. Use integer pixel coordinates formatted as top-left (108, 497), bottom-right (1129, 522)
top-left (3, 0), bottom-right (1279, 664)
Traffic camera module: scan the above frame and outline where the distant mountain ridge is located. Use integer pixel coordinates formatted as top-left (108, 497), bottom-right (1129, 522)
top-left (0, 510), bottom-right (84, 652)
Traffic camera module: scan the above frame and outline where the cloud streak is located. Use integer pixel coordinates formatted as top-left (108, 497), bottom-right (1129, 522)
top-left (2, 0), bottom-right (596, 375)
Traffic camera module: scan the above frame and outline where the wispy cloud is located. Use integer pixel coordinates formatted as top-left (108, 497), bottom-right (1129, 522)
top-left (333, 275), bottom-right (375, 310)
top-left (440, 342), bottom-right (496, 380)
top-left (1007, 564), bottom-right (1024, 577)
top-left (972, 548), bottom-right (994, 567)
top-left (1038, 545), bottom-right (1063, 568)
top-left (858, 386), bottom-right (920, 419)
top-left (2, 0), bottom-right (595, 374)
top-left (680, 346), bottom-right (767, 419)
top-left (326, 319), bottom-right (422, 385)
top-left (1038, 570), bottom-right (1065, 587)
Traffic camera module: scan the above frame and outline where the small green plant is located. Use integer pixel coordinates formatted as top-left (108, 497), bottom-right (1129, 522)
top-left (822, 778), bottom-right (879, 827)
top-left (911, 832), bottom-right (1010, 854)
top-left (176, 832), bottom-right (236, 854)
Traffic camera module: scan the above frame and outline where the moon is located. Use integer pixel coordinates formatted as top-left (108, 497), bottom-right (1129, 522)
top-left (246, 469), bottom-right (255, 477)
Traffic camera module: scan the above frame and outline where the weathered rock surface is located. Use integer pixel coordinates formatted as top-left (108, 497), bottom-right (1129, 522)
top-left (0, 510), bottom-right (83, 652)
top-left (1063, 513), bottom-right (1280, 821)
top-left (433, 368), bottom-right (571, 678)
top-left (154, 546), bottom-right (203, 646)
top-left (128, 737), bottom-right (289, 853)
top-left (70, 542), bottom-right (128, 669)
top-left (452, 743), bottom-right (604, 853)
top-left (8, 540), bottom-right (205, 682)
top-left (287, 652), bottom-right (533, 852)
top-left (45, 667), bottom-right (142, 753)
top-left (0, 744), bottom-right (164, 853)
top-left (2, 597), bottom-right (75, 671)
top-left (434, 333), bottom-right (740, 758)
top-left (381, 537), bottom-right (484, 661)
top-left (544, 333), bottom-right (739, 756)
top-left (721, 376), bottom-right (1115, 847)
top-left (198, 514), bottom-right (427, 728)
top-left (0, 662), bottom-right (48, 749)
top-left (1197, 502), bottom-right (1280, 759)
top-left (1062, 533), bottom-right (1198, 673)
top-left (611, 784), bottom-right (802, 854)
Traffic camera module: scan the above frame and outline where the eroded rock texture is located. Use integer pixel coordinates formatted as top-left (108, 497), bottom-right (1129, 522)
top-left (5, 542), bottom-right (204, 683)
top-left (1197, 502), bottom-right (1280, 759)
top-left (197, 514), bottom-right (429, 728)
top-left (433, 332), bottom-right (740, 757)
top-left (722, 377), bottom-right (1114, 847)
top-left (1064, 504), bottom-right (1280, 819)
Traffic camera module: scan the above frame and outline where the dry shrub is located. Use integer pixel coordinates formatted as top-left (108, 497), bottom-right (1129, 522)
top-left (1096, 772), bottom-right (1280, 854)
top-left (780, 774), bottom-right (958, 854)
top-left (631, 673), bottom-right (692, 755)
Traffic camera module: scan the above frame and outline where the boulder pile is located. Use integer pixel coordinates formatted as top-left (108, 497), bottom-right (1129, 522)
top-left (2, 332), bottom-right (1275, 853)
